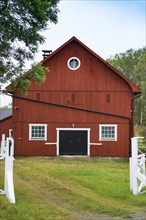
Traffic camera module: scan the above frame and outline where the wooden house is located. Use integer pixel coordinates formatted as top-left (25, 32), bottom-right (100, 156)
top-left (0, 37), bottom-right (141, 157)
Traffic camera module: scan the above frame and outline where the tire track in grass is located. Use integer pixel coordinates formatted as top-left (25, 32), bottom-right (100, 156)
top-left (12, 174), bottom-right (124, 220)
top-left (15, 164), bottom-right (144, 218)
top-left (14, 174), bottom-right (78, 220)
top-left (14, 173), bottom-right (146, 220)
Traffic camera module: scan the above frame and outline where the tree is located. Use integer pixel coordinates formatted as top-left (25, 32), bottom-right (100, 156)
top-left (107, 47), bottom-right (146, 139)
top-left (0, 0), bottom-right (59, 85)
top-left (134, 52), bottom-right (146, 140)
top-left (0, 102), bottom-right (12, 109)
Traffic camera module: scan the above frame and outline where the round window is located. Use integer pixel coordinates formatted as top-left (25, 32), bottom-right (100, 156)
top-left (67, 57), bottom-right (81, 70)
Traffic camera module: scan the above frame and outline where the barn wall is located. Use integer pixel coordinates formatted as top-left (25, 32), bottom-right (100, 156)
top-left (12, 101), bottom-right (130, 157)
top-left (13, 91), bottom-right (133, 122)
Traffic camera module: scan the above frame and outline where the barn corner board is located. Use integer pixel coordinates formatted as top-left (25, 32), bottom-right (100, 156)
top-left (0, 36), bottom-right (141, 157)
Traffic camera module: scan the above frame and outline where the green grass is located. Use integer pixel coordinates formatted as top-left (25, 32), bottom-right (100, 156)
top-left (0, 157), bottom-right (146, 220)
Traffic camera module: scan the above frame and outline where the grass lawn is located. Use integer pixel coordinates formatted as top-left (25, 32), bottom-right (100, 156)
top-left (0, 157), bottom-right (146, 220)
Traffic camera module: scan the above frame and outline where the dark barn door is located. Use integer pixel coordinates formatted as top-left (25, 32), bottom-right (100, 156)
top-left (59, 130), bottom-right (88, 155)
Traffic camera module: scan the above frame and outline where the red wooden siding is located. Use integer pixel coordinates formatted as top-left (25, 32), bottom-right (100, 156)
top-left (28, 41), bottom-right (132, 93)
top-left (12, 94), bottom-right (132, 123)
top-left (12, 97), bottom-right (130, 156)
top-left (12, 121), bottom-right (129, 157)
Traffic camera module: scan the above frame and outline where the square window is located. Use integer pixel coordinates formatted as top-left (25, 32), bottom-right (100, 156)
top-left (29, 124), bottom-right (47, 141)
top-left (99, 124), bottom-right (117, 141)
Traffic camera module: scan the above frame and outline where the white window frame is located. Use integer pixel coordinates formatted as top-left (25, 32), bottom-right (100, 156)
top-left (29, 124), bottom-right (47, 141)
top-left (99, 124), bottom-right (117, 141)
top-left (67, 57), bottom-right (81, 70)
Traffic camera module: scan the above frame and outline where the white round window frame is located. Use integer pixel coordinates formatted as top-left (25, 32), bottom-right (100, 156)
top-left (67, 57), bottom-right (81, 71)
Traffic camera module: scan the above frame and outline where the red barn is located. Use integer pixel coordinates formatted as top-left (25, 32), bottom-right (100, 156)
top-left (0, 37), bottom-right (141, 157)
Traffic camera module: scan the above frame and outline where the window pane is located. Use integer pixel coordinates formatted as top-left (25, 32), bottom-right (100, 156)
top-left (70, 59), bottom-right (78, 68)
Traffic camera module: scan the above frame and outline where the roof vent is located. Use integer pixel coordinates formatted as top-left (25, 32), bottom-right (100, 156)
top-left (42, 50), bottom-right (52, 59)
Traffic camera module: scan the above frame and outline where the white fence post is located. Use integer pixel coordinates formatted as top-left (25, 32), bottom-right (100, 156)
top-left (0, 134), bottom-right (6, 156)
top-left (130, 137), bottom-right (146, 195)
top-left (131, 138), bottom-right (138, 194)
top-left (0, 135), bottom-right (15, 203)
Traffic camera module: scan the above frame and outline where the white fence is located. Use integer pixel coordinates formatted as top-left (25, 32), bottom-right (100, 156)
top-left (129, 137), bottom-right (146, 195)
top-left (0, 134), bottom-right (15, 203)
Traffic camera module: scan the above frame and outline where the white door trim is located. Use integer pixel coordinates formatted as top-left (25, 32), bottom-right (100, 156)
top-left (56, 128), bottom-right (91, 156)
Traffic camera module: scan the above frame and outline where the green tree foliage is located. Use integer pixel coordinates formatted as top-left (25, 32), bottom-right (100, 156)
top-left (11, 63), bottom-right (48, 94)
top-left (0, 0), bottom-right (59, 83)
top-left (107, 48), bottom-right (146, 138)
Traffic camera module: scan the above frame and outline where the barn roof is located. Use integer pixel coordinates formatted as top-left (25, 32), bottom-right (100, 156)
top-left (0, 109), bottom-right (12, 120)
top-left (7, 36), bottom-right (141, 95)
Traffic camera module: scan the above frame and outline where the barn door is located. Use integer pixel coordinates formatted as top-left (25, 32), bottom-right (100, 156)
top-left (59, 130), bottom-right (88, 155)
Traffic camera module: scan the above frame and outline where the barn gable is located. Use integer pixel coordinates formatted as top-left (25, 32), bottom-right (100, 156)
top-left (41, 36), bottom-right (140, 94)
top-left (7, 36), bottom-right (140, 95)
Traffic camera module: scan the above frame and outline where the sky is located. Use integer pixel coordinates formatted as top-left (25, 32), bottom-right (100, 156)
top-left (0, 0), bottom-right (146, 107)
